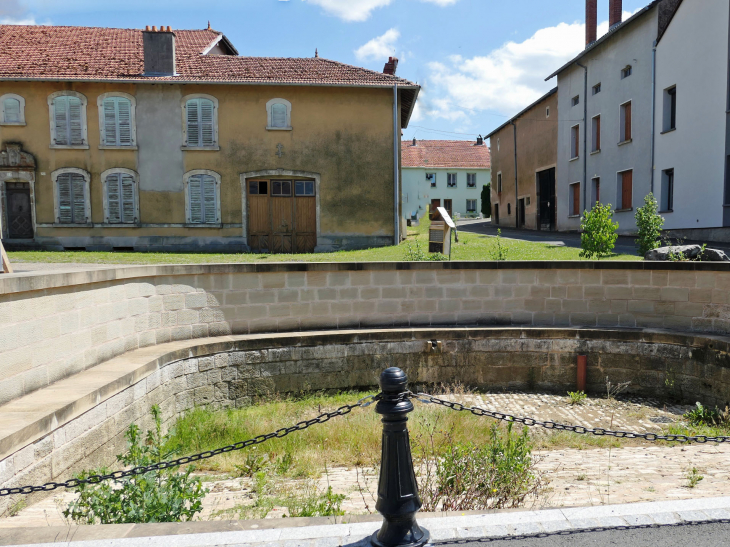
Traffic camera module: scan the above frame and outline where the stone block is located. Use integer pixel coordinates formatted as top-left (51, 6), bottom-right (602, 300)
top-left (661, 287), bottom-right (689, 302)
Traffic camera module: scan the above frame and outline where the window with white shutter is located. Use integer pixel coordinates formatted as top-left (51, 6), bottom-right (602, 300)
top-left (271, 104), bottom-right (287, 128)
top-left (49, 92), bottom-right (87, 147)
top-left (100, 95), bottom-right (134, 147)
top-left (183, 96), bottom-right (217, 147)
top-left (1, 94), bottom-right (24, 124)
top-left (266, 98), bottom-right (292, 130)
top-left (55, 171), bottom-right (89, 224)
top-left (104, 171), bottom-right (138, 223)
top-left (186, 172), bottom-right (220, 224)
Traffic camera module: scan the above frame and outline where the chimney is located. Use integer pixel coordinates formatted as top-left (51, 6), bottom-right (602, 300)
top-left (586, 0), bottom-right (597, 46)
top-left (609, 0), bottom-right (623, 28)
top-left (412, 137), bottom-right (417, 146)
top-left (142, 26), bottom-right (176, 76)
top-left (383, 57), bottom-right (399, 76)
top-left (476, 135), bottom-right (483, 146)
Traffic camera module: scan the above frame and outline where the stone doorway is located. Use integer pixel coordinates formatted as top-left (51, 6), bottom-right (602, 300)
top-left (0, 144), bottom-right (37, 241)
top-left (6, 182), bottom-right (33, 239)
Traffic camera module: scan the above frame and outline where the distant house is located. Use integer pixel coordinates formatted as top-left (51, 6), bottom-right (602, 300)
top-left (486, 88), bottom-right (558, 230)
top-left (401, 138), bottom-right (490, 222)
top-left (0, 24), bottom-right (419, 252)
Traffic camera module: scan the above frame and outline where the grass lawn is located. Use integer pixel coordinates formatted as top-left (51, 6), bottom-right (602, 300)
top-left (8, 219), bottom-right (640, 265)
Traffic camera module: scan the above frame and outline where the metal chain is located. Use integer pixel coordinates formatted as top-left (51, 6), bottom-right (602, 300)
top-left (0, 394), bottom-right (379, 498)
top-left (413, 392), bottom-right (730, 444)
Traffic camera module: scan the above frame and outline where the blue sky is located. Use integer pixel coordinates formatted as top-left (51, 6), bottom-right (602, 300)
top-left (3, 0), bottom-right (647, 140)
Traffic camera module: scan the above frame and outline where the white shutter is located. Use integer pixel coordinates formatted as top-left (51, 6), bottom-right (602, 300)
top-left (271, 103), bottom-right (286, 128)
top-left (57, 174), bottom-right (73, 223)
top-left (103, 98), bottom-right (118, 145)
top-left (117, 99), bottom-right (132, 146)
top-left (106, 173), bottom-right (122, 223)
top-left (71, 173), bottom-right (86, 222)
top-left (121, 174), bottom-right (136, 223)
top-left (54, 97), bottom-right (69, 145)
top-left (4, 98), bottom-right (21, 123)
top-left (200, 100), bottom-right (214, 145)
top-left (186, 100), bottom-right (200, 146)
top-left (188, 175), bottom-right (203, 223)
top-left (202, 175), bottom-right (217, 223)
top-left (68, 97), bottom-right (83, 145)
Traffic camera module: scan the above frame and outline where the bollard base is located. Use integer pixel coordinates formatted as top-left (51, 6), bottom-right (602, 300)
top-left (370, 520), bottom-right (430, 547)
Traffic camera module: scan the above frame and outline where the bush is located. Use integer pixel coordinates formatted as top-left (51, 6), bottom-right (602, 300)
top-left (63, 406), bottom-right (208, 525)
top-left (683, 402), bottom-right (730, 427)
top-left (481, 183), bottom-right (491, 218)
top-left (635, 193), bottom-right (664, 257)
top-left (579, 203), bottom-right (618, 259)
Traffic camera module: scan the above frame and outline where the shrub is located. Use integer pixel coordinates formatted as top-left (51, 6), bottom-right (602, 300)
top-left (481, 183), bottom-right (491, 218)
top-left (635, 193), bottom-right (665, 257)
top-left (579, 203), bottom-right (618, 259)
top-left (683, 402), bottom-right (730, 427)
top-left (567, 391), bottom-right (587, 406)
top-left (63, 406), bottom-right (208, 525)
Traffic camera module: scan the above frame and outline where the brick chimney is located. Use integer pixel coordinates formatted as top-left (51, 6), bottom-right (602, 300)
top-left (609, 0), bottom-right (623, 28)
top-left (383, 57), bottom-right (399, 76)
top-left (586, 0), bottom-right (597, 46)
top-left (143, 26), bottom-right (176, 76)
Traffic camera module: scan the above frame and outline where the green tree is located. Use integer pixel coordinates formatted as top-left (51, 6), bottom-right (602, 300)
top-left (579, 203), bottom-right (619, 259)
top-left (635, 192), bottom-right (665, 257)
top-left (481, 183), bottom-right (492, 217)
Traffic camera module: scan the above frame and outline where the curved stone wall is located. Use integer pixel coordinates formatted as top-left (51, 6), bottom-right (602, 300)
top-left (1, 262), bottom-right (730, 407)
top-left (1, 327), bottom-right (728, 515)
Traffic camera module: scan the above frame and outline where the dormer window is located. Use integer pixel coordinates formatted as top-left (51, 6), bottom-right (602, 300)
top-left (266, 98), bottom-right (292, 130)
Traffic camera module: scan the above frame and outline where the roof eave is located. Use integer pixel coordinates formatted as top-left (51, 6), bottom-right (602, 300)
top-left (401, 86), bottom-right (420, 129)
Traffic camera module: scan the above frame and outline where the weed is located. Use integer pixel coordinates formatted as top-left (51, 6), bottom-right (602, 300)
top-left (685, 467), bottom-right (704, 489)
top-left (683, 402), bottom-right (730, 427)
top-left (6, 498), bottom-right (26, 517)
top-left (576, 474), bottom-right (586, 481)
top-left (567, 391), bottom-right (587, 406)
top-left (605, 377), bottom-right (631, 402)
top-left (490, 229), bottom-right (509, 261)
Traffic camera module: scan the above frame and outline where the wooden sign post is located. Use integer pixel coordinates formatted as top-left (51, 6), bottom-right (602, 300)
top-left (0, 240), bottom-right (13, 274)
top-left (428, 207), bottom-right (456, 258)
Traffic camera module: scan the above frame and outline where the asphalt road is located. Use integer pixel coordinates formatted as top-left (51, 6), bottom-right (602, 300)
top-left (436, 520), bottom-right (730, 547)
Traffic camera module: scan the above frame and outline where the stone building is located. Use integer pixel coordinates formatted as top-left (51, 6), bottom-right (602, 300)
top-left (0, 24), bottom-right (419, 252)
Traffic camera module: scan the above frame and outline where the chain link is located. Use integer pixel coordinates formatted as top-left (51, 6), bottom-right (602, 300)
top-left (413, 393), bottom-right (730, 444)
top-left (0, 394), bottom-right (379, 498)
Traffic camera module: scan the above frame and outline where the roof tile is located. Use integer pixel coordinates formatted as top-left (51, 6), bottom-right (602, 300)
top-left (402, 140), bottom-right (491, 169)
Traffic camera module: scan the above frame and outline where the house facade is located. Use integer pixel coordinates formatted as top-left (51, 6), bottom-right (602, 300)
top-left (0, 25), bottom-right (418, 252)
top-left (486, 88), bottom-right (558, 230)
top-left (401, 139), bottom-right (490, 222)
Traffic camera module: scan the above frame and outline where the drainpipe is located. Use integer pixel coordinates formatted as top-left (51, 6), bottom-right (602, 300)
top-left (393, 84), bottom-right (400, 245)
top-left (577, 62), bottom-right (588, 212)
top-left (511, 120), bottom-right (519, 228)
top-left (650, 39), bottom-right (657, 194)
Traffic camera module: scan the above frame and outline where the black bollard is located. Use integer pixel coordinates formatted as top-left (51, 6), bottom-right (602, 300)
top-left (371, 368), bottom-right (430, 547)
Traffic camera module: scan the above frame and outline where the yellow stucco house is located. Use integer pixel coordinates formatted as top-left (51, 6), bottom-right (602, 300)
top-left (0, 24), bottom-right (418, 252)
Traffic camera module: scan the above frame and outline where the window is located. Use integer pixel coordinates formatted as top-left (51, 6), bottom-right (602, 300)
top-left (661, 169), bottom-right (674, 212)
top-left (571, 95), bottom-right (580, 107)
top-left (249, 180), bottom-right (268, 195)
top-left (98, 93), bottom-right (136, 148)
top-left (426, 173), bottom-right (436, 188)
top-left (621, 65), bottom-right (632, 79)
top-left (663, 86), bottom-right (677, 132)
top-left (507, 203), bottom-right (511, 215)
top-left (569, 182), bottom-right (581, 216)
top-left (48, 91), bottom-right (88, 148)
top-left (497, 172), bottom-right (502, 193)
top-left (497, 138), bottom-right (500, 151)
top-left (591, 115), bottom-right (601, 152)
top-left (592, 83), bottom-right (602, 95)
top-left (570, 124), bottom-right (580, 159)
top-left (102, 169), bottom-right (139, 224)
top-left (52, 168), bottom-right (90, 224)
top-left (617, 170), bottom-right (633, 210)
top-left (272, 180), bottom-right (292, 196)
top-left (0, 93), bottom-right (25, 125)
top-left (184, 170), bottom-right (221, 224)
top-left (266, 98), bottom-right (292, 130)
top-left (620, 101), bottom-right (632, 142)
top-left (467, 173), bottom-right (477, 188)
top-left (591, 177), bottom-right (600, 207)
top-left (447, 173), bottom-right (457, 188)
top-left (546, 106), bottom-right (550, 118)
top-left (295, 180), bottom-right (315, 196)
top-left (466, 199), bottom-right (477, 213)
top-left (182, 95), bottom-right (218, 148)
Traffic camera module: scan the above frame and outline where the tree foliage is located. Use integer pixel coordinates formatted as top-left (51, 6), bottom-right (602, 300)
top-left (579, 203), bottom-right (619, 259)
top-left (635, 192), bottom-right (665, 257)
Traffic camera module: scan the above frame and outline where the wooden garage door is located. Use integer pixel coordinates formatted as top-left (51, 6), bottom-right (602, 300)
top-left (247, 178), bottom-right (316, 253)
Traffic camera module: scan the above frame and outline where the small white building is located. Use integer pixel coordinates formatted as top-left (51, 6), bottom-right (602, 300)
top-left (401, 138), bottom-right (491, 222)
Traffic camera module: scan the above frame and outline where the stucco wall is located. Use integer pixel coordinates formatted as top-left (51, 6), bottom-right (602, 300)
top-left (401, 167), bottom-right (489, 221)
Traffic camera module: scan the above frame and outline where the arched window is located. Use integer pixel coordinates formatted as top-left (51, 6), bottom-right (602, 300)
top-left (181, 95), bottom-right (218, 149)
top-left (102, 169), bottom-right (139, 224)
top-left (266, 98), bottom-right (292, 130)
top-left (0, 94), bottom-right (25, 125)
top-left (52, 168), bottom-right (90, 224)
top-left (48, 91), bottom-right (88, 148)
top-left (98, 93), bottom-right (136, 148)
top-left (184, 170), bottom-right (221, 224)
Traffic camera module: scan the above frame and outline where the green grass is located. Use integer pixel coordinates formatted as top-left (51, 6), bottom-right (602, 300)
top-left (8, 219), bottom-right (640, 265)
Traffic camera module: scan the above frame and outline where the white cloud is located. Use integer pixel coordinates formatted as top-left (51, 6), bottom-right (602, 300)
top-left (420, 0), bottom-right (458, 4)
top-left (0, 17), bottom-right (38, 24)
top-left (303, 0), bottom-right (458, 22)
top-left (355, 28), bottom-right (400, 61)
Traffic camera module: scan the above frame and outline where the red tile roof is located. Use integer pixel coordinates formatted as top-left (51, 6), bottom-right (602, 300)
top-left (0, 25), bottom-right (417, 88)
top-left (402, 140), bottom-right (491, 169)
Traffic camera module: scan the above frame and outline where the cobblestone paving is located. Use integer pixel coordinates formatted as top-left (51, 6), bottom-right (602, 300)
top-left (3, 393), bottom-right (728, 528)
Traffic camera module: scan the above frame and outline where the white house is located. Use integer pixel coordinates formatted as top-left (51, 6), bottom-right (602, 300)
top-left (401, 138), bottom-right (491, 222)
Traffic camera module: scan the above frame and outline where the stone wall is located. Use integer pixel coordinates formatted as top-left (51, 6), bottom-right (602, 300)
top-left (2, 262), bottom-right (730, 406)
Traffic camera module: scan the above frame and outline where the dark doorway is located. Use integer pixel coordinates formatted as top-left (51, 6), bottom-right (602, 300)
top-left (518, 198), bottom-right (526, 228)
top-left (493, 203), bottom-right (499, 225)
top-left (430, 199), bottom-right (441, 220)
top-left (443, 199), bottom-right (453, 218)
top-left (6, 182), bottom-right (33, 239)
top-left (537, 167), bottom-right (556, 231)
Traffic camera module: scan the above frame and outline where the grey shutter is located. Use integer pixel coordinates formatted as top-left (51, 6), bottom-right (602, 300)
top-left (188, 175), bottom-right (203, 223)
top-left (54, 96), bottom-right (69, 145)
top-left (71, 174), bottom-right (86, 222)
top-left (202, 175), bottom-right (217, 222)
top-left (106, 173), bottom-right (121, 223)
top-left (271, 103), bottom-right (286, 128)
top-left (186, 100), bottom-right (200, 146)
top-left (57, 174), bottom-right (73, 223)
top-left (200, 100), bottom-right (214, 145)
top-left (4, 98), bottom-right (20, 123)
top-left (103, 98), bottom-right (118, 145)
top-left (117, 99), bottom-right (132, 146)
top-left (121, 173), bottom-right (136, 223)
top-left (68, 97), bottom-right (83, 145)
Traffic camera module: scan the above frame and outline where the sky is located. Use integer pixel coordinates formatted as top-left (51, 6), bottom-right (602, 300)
top-left (1, 0), bottom-right (648, 141)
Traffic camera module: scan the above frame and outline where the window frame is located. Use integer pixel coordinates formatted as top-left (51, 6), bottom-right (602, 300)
top-left (426, 173), bottom-right (437, 188)
top-left (447, 173), bottom-right (457, 188)
top-left (97, 92), bottom-right (137, 149)
top-left (591, 177), bottom-right (600, 207)
top-left (619, 100), bottom-right (632, 144)
top-left (591, 114), bottom-right (601, 153)
top-left (101, 168), bottom-right (140, 225)
top-left (0, 93), bottom-right (26, 125)
top-left (266, 98), bottom-right (293, 131)
top-left (663, 86), bottom-right (677, 133)
top-left (497, 172), bottom-right (502, 194)
top-left (571, 95), bottom-right (580, 107)
top-left (570, 124), bottom-right (580, 160)
top-left (181, 94), bottom-right (220, 151)
top-left (51, 168), bottom-right (91, 225)
top-left (569, 181), bottom-right (581, 217)
top-left (661, 168), bottom-right (674, 212)
top-left (466, 173), bottom-right (477, 188)
top-left (616, 169), bottom-right (634, 211)
top-left (183, 169), bottom-right (222, 225)
top-left (592, 83), bottom-right (601, 95)
top-left (295, 180), bottom-right (315, 196)
top-left (466, 199), bottom-right (477, 213)
top-left (48, 91), bottom-right (89, 149)
top-left (621, 65), bottom-right (633, 79)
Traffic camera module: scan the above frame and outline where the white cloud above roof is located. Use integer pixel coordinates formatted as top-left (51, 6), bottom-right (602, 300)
top-left (303, 0), bottom-right (458, 22)
top-left (355, 28), bottom-right (400, 61)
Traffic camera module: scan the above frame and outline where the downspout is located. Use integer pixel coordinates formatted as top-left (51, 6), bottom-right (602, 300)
top-left (511, 120), bottom-right (519, 228)
top-left (650, 39), bottom-right (657, 194)
top-left (393, 83), bottom-right (400, 245)
top-left (577, 62), bottom-right (588, 212)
